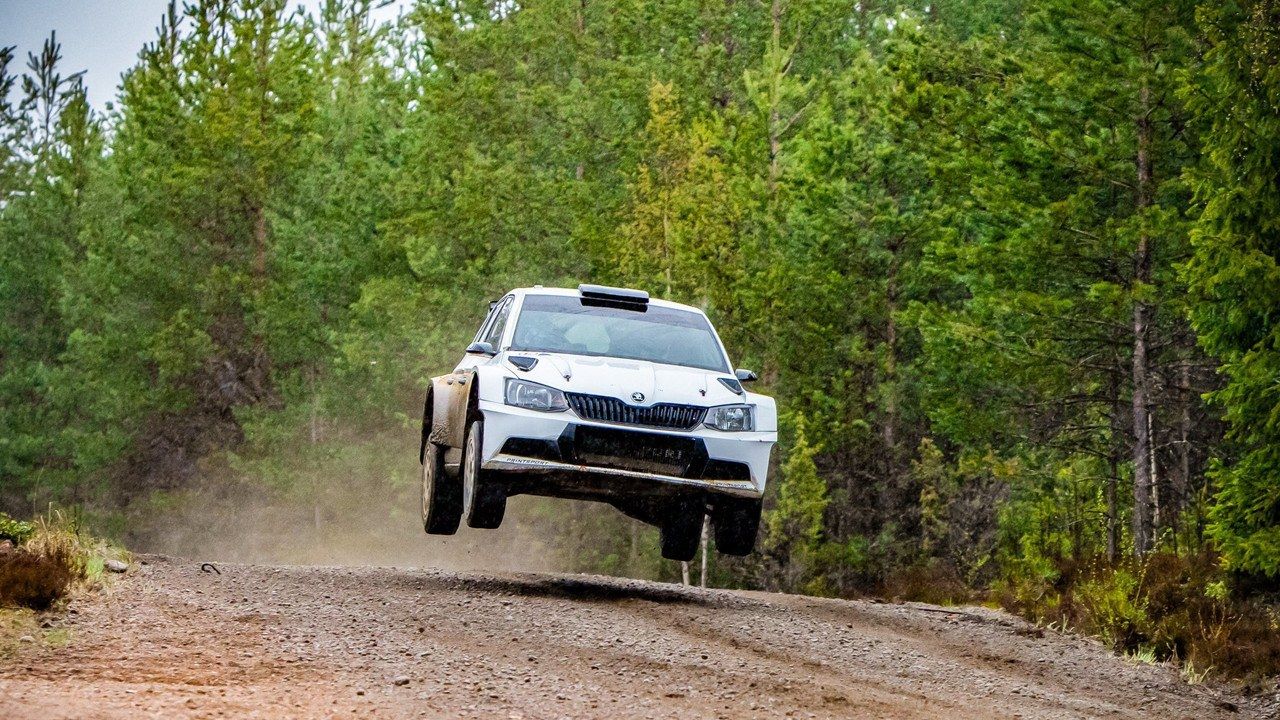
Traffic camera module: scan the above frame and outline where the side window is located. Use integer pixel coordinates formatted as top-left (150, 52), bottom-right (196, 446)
top-left (482, 297), bottom-right (513, 349)
top-left (473, 302), bottom-right (498, 342)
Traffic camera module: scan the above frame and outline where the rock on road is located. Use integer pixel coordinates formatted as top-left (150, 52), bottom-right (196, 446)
top-left (0, 555), bottom-right (1263, 719)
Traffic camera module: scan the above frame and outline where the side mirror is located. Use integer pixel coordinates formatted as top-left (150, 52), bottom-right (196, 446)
top-left (734, 368), bottom-right (758, 382)
top-left (466, 341), bottom-right (497, 356)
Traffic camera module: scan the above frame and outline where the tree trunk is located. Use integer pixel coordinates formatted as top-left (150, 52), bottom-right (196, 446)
top-left (767, 0), bottom-right (783, 193)
top-left (311, 369), bottom-right (321, 536)
top-left (1149, 413), bottom-right (1160, 537)
top-left (1107, 370), bottom-right (1121, 562)
top-left (883, 239), bottom-right (900, 462)
top-left (253, 207), bottom-right (267, 288)
top-left (879, 238), bottom-right (902, 528)
top-left (662, 196), bottom-right (673, 295)
top-left (716, 0), bottom-right (736, 108)
top-left (699, 516), bottom-right (710, 588)
top-left (575, 0), bottom-right (587, 180)
top-left (1131, 80), bottom-right (1155, 556)
top-left (628, 519), bottom-right (638, 573)
top-left (570, 501), bottom-right (584, 572)
top-left (1107, 456), bottom-right (1119, 561)
top-left (1176, 359), bottom-right (1192, 544)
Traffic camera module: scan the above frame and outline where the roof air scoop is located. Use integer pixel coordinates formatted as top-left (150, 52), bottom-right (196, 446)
top-left (577, 283), bottom-right (650, 305)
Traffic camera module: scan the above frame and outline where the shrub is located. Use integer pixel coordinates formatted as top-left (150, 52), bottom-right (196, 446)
top-left (0, 510), bottom-right (97, 612)
top-left (881, 561), bottom-right (972, 606)
top-left (0, 546), bottom-right (80, 611)
top-left (0, 513), bottom-right (35, 545)
top-left (996, 552), bottom-right (1280, 682)
top-left (24, 512), bottom-right (89, 574)
top-left (1073, 566), bottom-right (1150, 650)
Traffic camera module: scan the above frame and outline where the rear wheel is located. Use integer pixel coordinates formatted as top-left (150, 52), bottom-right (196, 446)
top-left (462, 419), bottom-right (506, 529)
top-left (711, 497), bottom-right (762, 556)
top-left (421, 440), bottom-right (462, 535)
top-left (660, 503), bottom-right (702, 562)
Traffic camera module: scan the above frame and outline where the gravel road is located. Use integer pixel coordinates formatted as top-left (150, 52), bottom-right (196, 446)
top-left (1, 555), bottom-right (1267, 719)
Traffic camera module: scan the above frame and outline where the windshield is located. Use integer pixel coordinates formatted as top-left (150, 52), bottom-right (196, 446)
top-left (511, 294), bottom-right (730, 372)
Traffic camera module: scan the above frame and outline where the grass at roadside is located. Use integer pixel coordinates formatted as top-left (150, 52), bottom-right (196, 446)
top-left (877, 554), bottom-right (1280, 687)
top-left (994, 553), bottom-right (1280, 687)
top-left (0, 509), bottom-right (130, 656)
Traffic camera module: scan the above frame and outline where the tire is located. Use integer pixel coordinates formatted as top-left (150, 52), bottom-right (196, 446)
top-left (421, 440), bottom-right (462, 535)
top-left (660, 504), bottom-right (702, 562)
top-left (462, 419), bottom-right (506, 529)
top-left (712, 497), bottom-right (762, 556)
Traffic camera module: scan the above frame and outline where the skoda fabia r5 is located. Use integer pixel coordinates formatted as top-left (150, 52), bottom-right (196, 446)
top-left (418, 284), bottom-right (776, 561)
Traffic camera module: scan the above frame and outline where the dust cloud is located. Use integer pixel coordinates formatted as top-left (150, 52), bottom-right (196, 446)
top-left (110, 416), bottom-right (672, 583)
top-left (123, 459), bottom-right (564, 575)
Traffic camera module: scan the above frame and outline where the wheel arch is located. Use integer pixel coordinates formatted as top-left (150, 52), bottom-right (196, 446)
top-left (419, 385), bottom-right (434, 464)
top-left (428, 364), bottom-right (509, 452)
top-left (468, 364), bottom-right (510, 421)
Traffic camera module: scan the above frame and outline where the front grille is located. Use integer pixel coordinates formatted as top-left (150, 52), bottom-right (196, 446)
top-left (571, 426), bottom-right (701, 476)
top-left (566, 393), bottom-right (704, 430)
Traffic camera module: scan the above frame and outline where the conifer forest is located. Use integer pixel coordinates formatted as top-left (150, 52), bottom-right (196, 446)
top-left (2, 0), bottom-right (1279, 679)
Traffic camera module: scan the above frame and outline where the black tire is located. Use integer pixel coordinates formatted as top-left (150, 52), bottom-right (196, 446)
top-left (462, 419), bottom-right (506, 529)
top-left (660, 504), bottom-right (703, 562)
top-left (712, 497), bottom-right (762, 556)
top-left (422, 440), bottom-right (462, 535)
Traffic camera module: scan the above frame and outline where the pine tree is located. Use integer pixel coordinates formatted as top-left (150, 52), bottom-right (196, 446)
top-left (58, 0), bottom-right (319, 490)
top-left (765, 414), bottom-right (830, 591)
top-left (612, 81), bottom-right (741, 309)
top-left (914, 0), bottom-right (1204, 560)
top-left (0, 33), bottom-right (99, 509)
top-left (1184, 0), bottom-right (1280, 576)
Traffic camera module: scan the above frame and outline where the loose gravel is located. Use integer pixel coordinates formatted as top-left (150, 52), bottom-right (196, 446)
top-left (1, 555), bottom-right (1269, 719)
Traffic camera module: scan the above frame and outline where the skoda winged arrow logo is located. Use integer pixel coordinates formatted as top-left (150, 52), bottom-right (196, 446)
top-left (631, 392), bottom-right (645, 403)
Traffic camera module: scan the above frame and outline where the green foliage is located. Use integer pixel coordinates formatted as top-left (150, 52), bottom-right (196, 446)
top-left (914, 439), bottom-right (952, 559)
top-left (999, 553), bottom-right (1280, 681)
top-left (0, 0), bottom-right (1278, 678)
top-left (1183, 0), bottom-right (1280, 578)
top-left (765, 414), bottom-right (834, 592)
top-left (612, 81), bottom-right (742, 310)
top-left (1074, 567), bottom-right (1151, 647)
top-left (0, 514), bottom-right (34, 546)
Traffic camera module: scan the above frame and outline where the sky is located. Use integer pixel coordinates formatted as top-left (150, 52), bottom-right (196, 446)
top-left (0, 0), bottom-right (409, 112)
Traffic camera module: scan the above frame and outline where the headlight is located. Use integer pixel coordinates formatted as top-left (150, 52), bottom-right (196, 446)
top-left (704, 404), bottom-right (754, 432)
top-left (504, 378), bottom-right (568, 412)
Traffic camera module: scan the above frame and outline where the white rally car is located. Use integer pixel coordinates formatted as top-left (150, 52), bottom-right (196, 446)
top-left (418, 284), bottom-right (776, 561)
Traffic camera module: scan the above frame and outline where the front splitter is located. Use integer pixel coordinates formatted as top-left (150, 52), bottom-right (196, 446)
top-left (482, 453), bottom-right (762, 498)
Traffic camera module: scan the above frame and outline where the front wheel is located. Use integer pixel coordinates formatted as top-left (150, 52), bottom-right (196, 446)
top-left (462, 419), bottom-right (506, 529)
top-left (660, 503), bottom-right (702, 562)
top-left (711, 497), bottom-right (762, 556)
top-left (422, 440), bottom-right (462, 535)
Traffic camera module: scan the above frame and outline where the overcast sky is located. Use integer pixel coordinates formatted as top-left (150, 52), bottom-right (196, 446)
top-left (0, 0), bottom-right (409, 112)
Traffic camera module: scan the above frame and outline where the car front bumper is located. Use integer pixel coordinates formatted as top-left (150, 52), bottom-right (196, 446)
top-left (476, 400), bottom-right (774, 499)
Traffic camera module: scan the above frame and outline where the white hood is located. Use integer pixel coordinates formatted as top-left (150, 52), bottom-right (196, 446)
top-left (505, 352), bottom-right (743, 407)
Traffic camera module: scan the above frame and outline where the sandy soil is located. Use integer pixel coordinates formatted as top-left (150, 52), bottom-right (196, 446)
top-left (1, 555), bottom-right (1269, 719)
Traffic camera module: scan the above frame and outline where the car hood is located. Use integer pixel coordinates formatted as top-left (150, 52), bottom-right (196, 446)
top-left (504, 352), bottom-right (744, 407)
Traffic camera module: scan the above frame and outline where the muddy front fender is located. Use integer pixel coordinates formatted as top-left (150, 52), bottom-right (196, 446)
top-left (427, 363), bottom-right (510, 451)
top-left (428, 369), bottom-right (475, 449)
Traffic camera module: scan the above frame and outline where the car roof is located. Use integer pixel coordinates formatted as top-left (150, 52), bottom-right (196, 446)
top-left (506, 286), bottom-right (709, 316)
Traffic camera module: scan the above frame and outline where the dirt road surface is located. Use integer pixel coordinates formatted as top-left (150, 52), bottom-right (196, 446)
top-left (1, 555), bottom-right (1268, 719)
